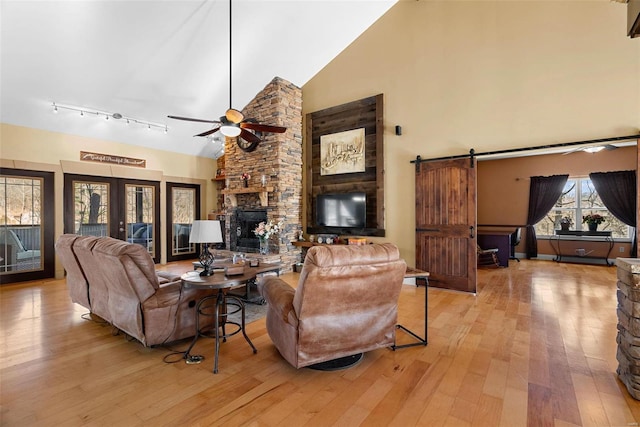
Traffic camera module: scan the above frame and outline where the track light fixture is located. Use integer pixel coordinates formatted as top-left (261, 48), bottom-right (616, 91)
top-left (51, 102), bottom-right (167, 133)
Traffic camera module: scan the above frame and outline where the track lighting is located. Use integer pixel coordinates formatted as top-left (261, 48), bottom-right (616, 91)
top-left (51, 102), bottom-right (167, 133)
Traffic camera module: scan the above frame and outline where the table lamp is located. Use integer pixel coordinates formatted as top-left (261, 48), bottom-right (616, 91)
top-left (189, 220), bottom-right (223, 276)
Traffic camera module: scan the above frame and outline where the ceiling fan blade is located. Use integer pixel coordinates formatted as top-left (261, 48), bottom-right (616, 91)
top-left (168, 115), bottom-right (220, 124)
top-left (194, 127), bottom-right (220, 137)
top-left (225, 108), bottom-right (244, 124)
top-left (240, 128), bottom-right (261, 144)
top-left (241, 122), bottom-right (287, 133)
top-left (561, 147), bottom-right (583, 155)
top-left (604, 144), bottom-right (618, 150)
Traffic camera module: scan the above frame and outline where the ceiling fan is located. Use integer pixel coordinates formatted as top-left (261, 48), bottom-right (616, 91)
top-left (168, 0), bottom-right (286, 153)
top-left (561, 144), bottom-right (619, 155)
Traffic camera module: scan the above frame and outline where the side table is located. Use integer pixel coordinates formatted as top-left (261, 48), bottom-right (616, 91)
top-left (392, 267), bottom-right (430, 350)
top-left (181, 270), bottom-right (259, 373)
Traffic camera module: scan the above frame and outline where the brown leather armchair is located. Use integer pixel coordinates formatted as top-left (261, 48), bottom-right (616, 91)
top-left (261, 243), bottom-right (407, 369)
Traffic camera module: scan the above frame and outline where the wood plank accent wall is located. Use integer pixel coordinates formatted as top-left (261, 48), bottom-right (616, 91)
top-left (305, 94), bottom-right (385, 237)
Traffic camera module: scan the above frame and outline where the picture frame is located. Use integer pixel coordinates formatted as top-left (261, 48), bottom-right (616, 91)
top-left (320, 128), bottom-right (365, 176)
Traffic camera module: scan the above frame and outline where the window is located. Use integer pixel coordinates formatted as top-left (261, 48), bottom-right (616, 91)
top-left (535, 177), bottom-right (631, 239)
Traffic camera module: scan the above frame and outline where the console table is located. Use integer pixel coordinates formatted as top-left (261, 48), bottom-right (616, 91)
top-left (551, 230), bottom-right (614, 266)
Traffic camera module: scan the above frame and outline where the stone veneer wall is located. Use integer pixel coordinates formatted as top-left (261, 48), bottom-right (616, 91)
top-left (223, 77), bottom-right (302, 270)
top-left (617, 258), bottom-right (640, 400)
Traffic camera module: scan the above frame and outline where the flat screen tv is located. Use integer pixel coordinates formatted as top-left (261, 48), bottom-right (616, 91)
top-left (316, 192), bottom-right (366, 228)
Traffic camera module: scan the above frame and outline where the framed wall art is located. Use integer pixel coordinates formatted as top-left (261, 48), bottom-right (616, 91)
top-left (320, 128), bottom-right (365, 176)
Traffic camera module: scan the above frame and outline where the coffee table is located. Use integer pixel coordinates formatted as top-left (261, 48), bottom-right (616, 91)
top-left (180, 264), bottom-right (282, 373)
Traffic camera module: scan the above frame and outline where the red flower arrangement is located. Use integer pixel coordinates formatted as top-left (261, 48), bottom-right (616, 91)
top-left (582, 214), bottom-right (605, 225)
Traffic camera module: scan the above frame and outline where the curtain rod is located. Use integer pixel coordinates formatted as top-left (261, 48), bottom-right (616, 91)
top-left (410, 134), bottom-right (640, 164)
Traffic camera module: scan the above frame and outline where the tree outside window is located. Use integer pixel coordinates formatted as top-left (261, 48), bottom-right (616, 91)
top-left (535, 177), bottom-right (630, 238)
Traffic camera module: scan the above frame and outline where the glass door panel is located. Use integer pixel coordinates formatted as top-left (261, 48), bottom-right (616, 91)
top-left (125, 184), bottom-right (156, 257)
top-left (166, 183), bottom-right (200, 262)
top-left (1, 176), bottom-right (43, 272)
top-left (0, 169), bottom-right (55, 284)
top-left (72, 181), bottom-right (110, 236)
top-left (172, 187), bottom-right (195, 256)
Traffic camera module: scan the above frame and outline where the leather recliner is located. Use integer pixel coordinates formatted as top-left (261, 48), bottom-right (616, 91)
top-left (261, 243), bottom-right (407, 369)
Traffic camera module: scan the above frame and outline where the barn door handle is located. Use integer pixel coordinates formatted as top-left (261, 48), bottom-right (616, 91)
top-left (470, 226), bottom-right (475, 238)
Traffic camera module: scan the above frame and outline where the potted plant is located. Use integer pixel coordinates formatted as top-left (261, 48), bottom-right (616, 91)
top-left (582, 213), bottom-right (605, 231)
top-left (559, 216), bottom-right (573, 231)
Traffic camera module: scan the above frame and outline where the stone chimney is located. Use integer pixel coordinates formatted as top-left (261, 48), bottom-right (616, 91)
top-left (223, 77), bottom-right (303, 269)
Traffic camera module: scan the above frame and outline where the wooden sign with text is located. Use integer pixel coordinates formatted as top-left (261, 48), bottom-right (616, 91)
top-left (80, 151), bottom-right (146, 168)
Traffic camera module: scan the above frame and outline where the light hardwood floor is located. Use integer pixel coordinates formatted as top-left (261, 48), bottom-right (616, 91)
top-left (1, 260), bottom-right (638, 426)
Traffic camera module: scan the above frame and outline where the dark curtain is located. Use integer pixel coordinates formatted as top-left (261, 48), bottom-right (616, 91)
top-left (525, 174), bottom-right (569, 258)
top-left (590, 170), bottom-right (637, 257)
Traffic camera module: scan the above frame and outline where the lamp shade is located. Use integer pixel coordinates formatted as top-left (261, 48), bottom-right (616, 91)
top-left (189, 220), bottom-right (223, 244)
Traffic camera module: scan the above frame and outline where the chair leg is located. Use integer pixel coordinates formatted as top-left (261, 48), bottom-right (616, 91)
top-left (491, 252), bottom-right (500, 267)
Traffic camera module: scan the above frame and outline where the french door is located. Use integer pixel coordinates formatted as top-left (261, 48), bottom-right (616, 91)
top-left (0, 168), bottom-right (55, 284)
top-left (63, 174), bottom-right (160, 263)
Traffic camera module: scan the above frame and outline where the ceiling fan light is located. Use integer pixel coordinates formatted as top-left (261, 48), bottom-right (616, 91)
top-left (584, 146), bottom-right (605, 153)
top-left (226, 108), bottom-right (244, 124)
top-left (220, 124), bottom-right (241, 137)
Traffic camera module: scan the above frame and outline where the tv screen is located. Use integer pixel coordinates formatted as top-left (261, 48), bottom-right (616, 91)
top-left (316, 192), bottom-right (366, 228)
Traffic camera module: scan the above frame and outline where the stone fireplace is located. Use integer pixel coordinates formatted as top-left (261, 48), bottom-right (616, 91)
top-left (220, 77), bottom-right (303, 269)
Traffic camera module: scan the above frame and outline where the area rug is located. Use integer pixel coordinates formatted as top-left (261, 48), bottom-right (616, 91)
top-left (226, 278), bottom-right (270, 324)
top-left (228, 301), bottom-right (268, 324)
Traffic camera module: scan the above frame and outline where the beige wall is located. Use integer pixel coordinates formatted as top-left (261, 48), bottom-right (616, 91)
top-left (302, 1), bottom-right (640, 265)
top-left (1, 123), bottom-right (216, 275)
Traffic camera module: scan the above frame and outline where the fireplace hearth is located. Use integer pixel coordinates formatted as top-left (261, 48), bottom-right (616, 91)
top-left (230, 208), bottom-right (267, 253)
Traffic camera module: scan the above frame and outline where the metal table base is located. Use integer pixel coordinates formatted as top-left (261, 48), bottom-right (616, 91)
top-left (392, 269), bottom-right (429, 350)
top-left (183, 291), bottom-right (257, 373)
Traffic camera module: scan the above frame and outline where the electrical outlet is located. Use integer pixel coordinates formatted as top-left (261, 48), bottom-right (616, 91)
top-left (620, 246), bottom-right (625, 253)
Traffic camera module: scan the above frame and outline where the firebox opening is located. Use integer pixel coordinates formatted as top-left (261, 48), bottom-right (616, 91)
top-left (230, 208), bottom-right (268, 253)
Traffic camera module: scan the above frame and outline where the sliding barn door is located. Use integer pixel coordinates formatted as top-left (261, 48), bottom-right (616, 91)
top-left (415, 157), bottom-right (477, 293)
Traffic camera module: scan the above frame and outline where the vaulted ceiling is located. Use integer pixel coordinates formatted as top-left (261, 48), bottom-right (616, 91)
top-left (0, 0), bottom-right (397, 158)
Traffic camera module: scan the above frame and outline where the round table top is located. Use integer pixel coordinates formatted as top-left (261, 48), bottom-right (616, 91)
top-left (181, 269), bottom-right (256, 289)
top-left (181, 262), bottom-right (284, 290)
